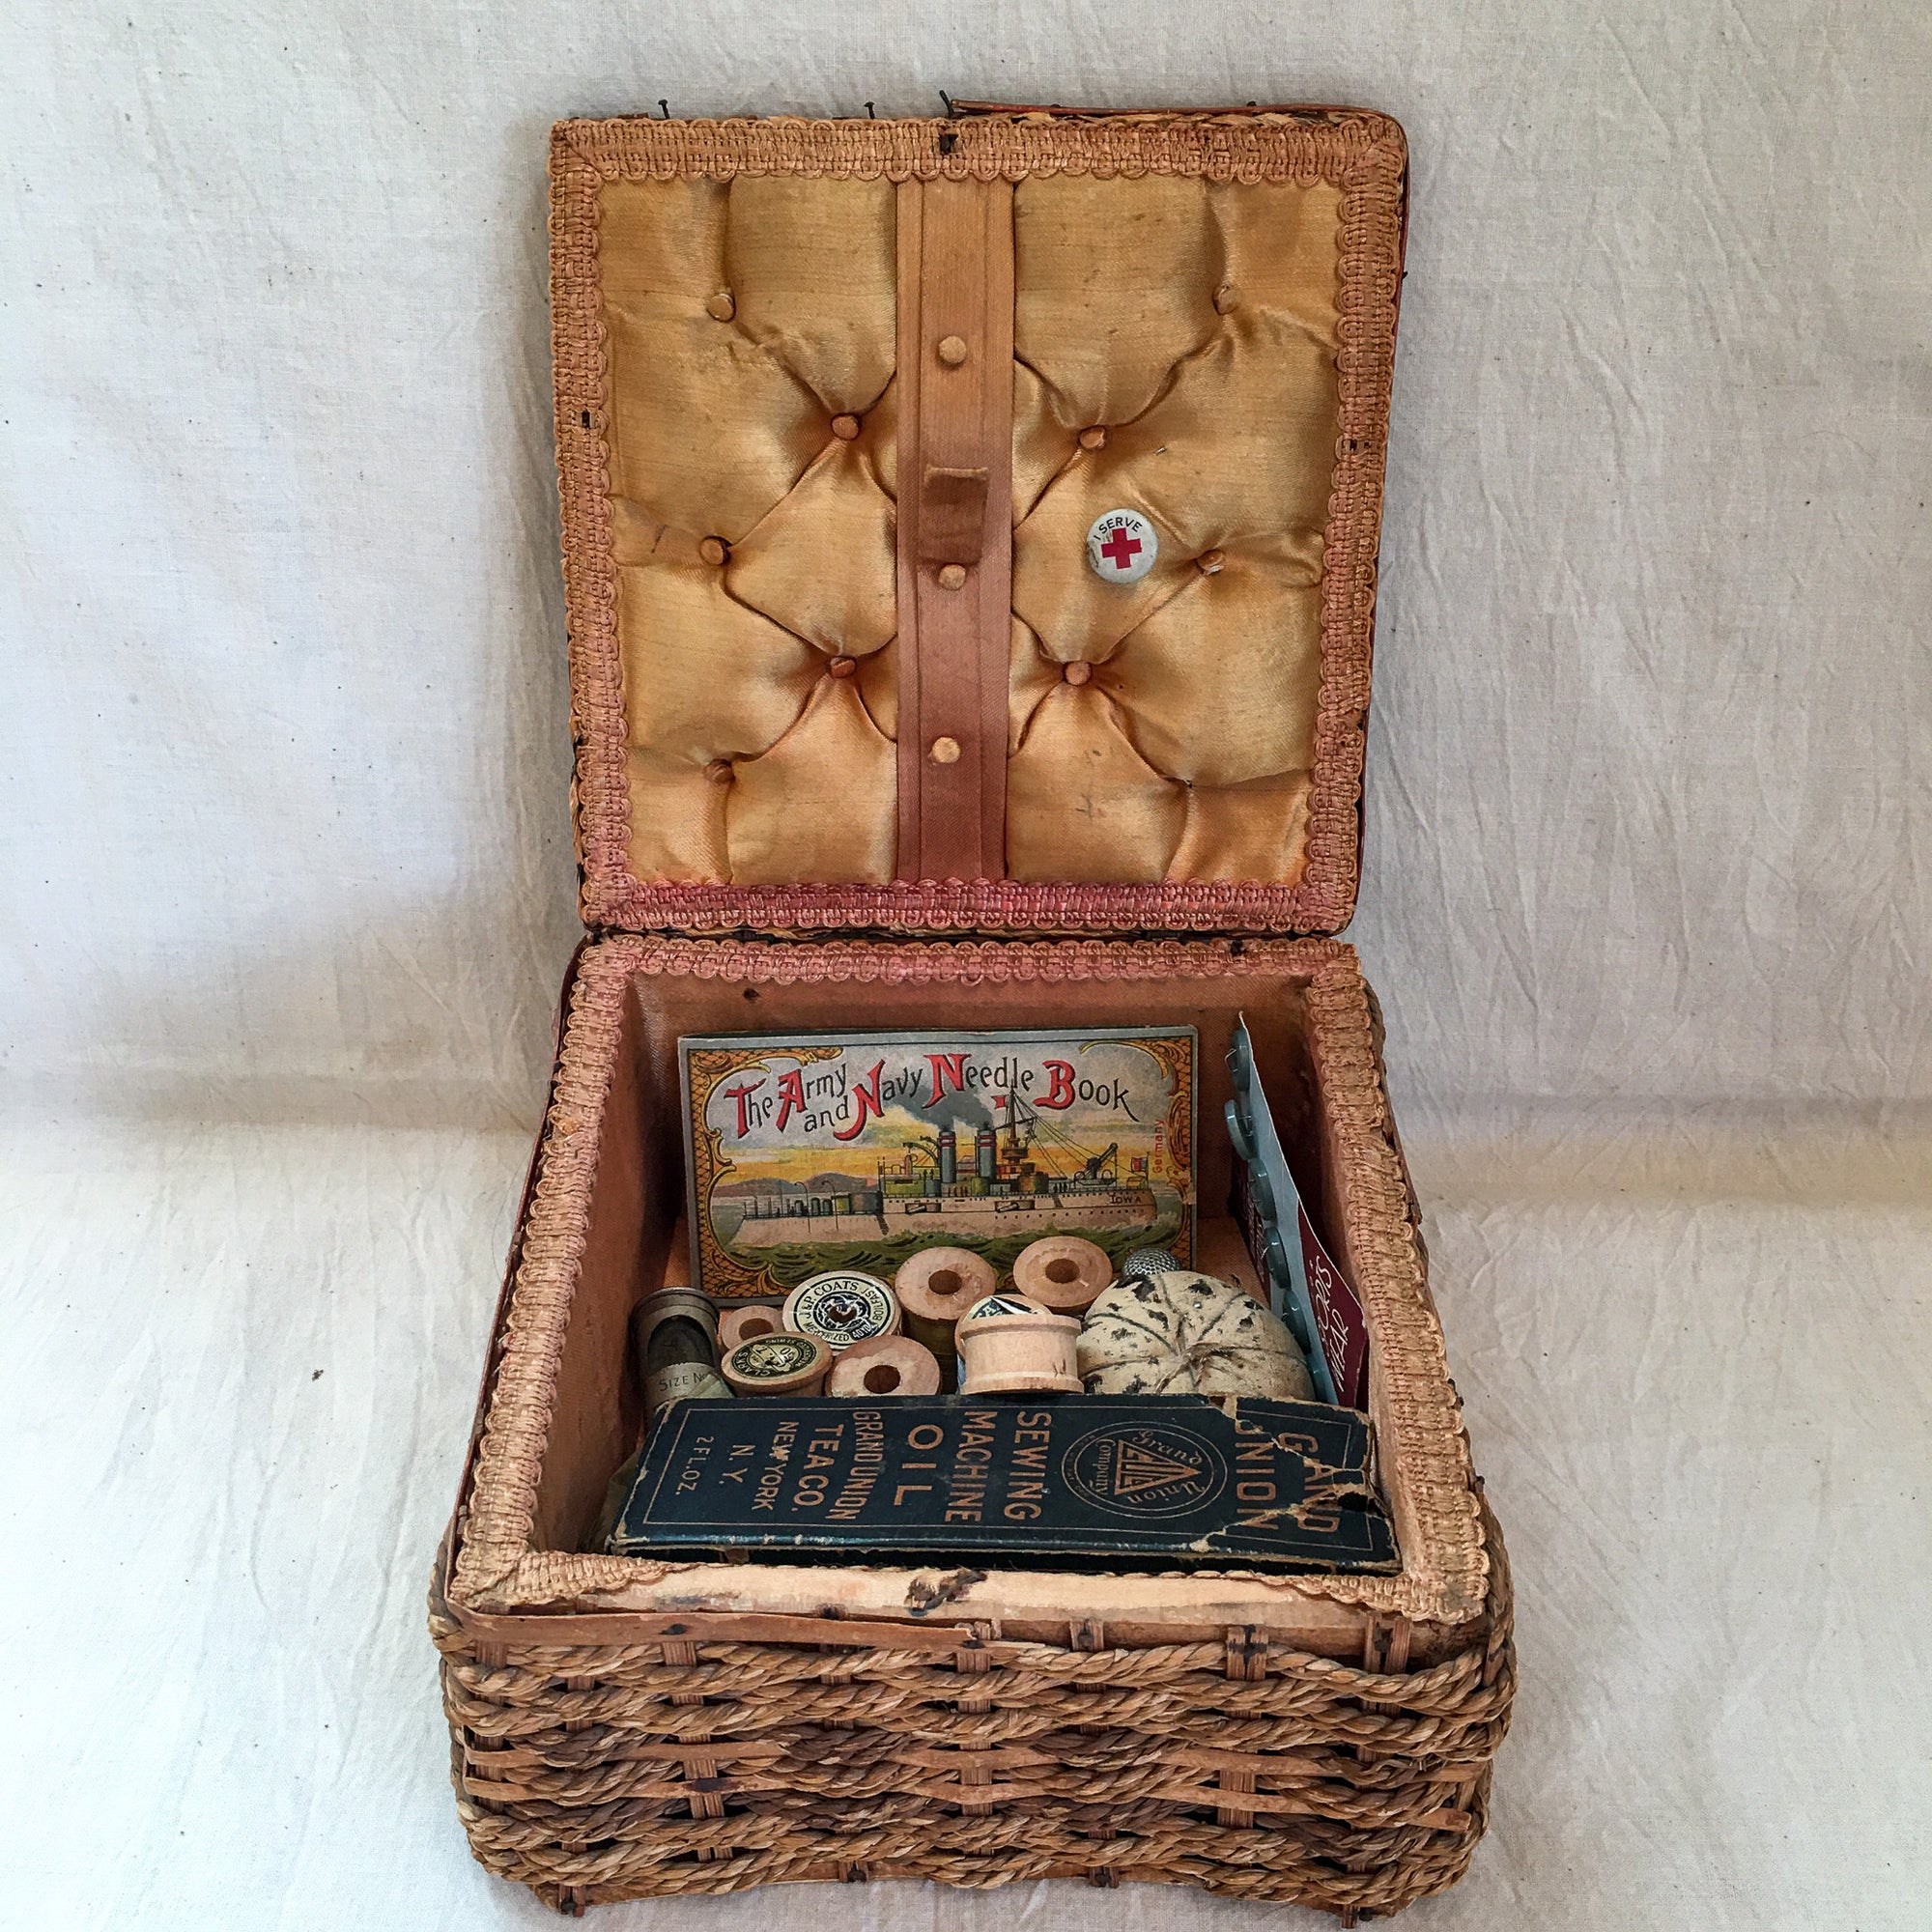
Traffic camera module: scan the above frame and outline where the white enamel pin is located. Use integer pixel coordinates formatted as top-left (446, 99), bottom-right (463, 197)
top-left (1086, 508), bottom-right (1157, 584)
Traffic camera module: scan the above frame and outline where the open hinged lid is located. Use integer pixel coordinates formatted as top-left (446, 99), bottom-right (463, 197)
top-left (549, 105), bottom-right (1406, 937)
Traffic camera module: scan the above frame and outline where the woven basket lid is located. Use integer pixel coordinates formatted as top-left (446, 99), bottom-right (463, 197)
top-left (548, 106), bottom-right (1406, 938)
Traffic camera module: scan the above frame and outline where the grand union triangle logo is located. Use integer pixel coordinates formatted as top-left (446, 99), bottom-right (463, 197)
top-left (1110, 1436), bottom-right (1205, 1497)
top-left (1062, 1422), bottom-right (1225, 1519)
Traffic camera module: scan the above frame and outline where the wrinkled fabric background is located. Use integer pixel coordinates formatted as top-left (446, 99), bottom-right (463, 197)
top-left (3, 3), bottom-right (1928, 1927)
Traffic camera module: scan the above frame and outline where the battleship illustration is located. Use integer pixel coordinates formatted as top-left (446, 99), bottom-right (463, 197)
top-left (727, 1092), bottom-right (1171, 1247)
top-left (681, 1026), bottom-right (1196, 1297)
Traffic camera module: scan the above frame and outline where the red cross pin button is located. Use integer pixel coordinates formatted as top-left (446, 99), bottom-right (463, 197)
top-left (1086, 508), bottom-right (1158, 584)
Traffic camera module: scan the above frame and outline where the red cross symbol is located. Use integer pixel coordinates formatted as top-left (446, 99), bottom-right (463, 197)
top-left (1099, 526), bottom-right (1143, 571)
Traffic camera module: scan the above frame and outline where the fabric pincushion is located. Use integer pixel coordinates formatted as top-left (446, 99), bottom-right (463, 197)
top-left (1078, 1268), bottom-right (1315, 1401)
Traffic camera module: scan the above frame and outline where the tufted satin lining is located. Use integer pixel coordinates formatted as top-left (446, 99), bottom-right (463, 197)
top-left (561, 113), bottom-right (1403, 924)
top-left (1007, 173), bottom-right (1341, 883)
top-left (601, 174), bottom-right (901, 884)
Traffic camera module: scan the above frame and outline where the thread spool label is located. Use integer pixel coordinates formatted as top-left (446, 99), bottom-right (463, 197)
top-left (726, 1334), bottom-right (823, 1381)
top-left (645, 1361), bottom-right (730, 1412)
top-left (784, 1271), bottom-right (896, 1350)
top-left (960, 1293), bottom-right (1040, 1323)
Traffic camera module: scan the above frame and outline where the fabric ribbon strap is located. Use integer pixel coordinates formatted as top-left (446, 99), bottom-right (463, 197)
top-left (895, 176), bottom-right (1013, 885)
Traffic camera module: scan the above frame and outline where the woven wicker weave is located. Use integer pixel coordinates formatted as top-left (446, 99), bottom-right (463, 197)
top-left (431, 1493), bottom-right (1510, 1920)
top-left (434, 936), bottom-right (1513, 1916)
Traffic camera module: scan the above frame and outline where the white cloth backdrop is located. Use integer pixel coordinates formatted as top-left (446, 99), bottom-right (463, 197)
top-left (3, 3), bottom-right (1928, 1926)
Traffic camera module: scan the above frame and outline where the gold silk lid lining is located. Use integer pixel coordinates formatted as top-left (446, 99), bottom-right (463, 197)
top-left (549, 109), bottom-right (1406, 936)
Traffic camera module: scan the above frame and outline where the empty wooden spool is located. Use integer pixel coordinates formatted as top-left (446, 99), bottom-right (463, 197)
top-left (826, 1334), bottom-right (943, 1399)
top-left (719, 1304), bottom-right (785, 1352)
top-left (894, 1247), bottom-right (996, 1360)
top-left (1011, 1235), bottom-right (1113, 1316)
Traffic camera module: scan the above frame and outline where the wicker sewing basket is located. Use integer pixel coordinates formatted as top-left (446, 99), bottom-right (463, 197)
top-left (432, 104), bottom-right (1514, 1920)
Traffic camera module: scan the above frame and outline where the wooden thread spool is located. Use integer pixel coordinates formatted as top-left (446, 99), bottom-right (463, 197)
top-left (720, 1331), bottom-right (832, 1398)
top-left (895, 1247), bottom-right (995, 1364)
top-left (1012, 1235), bottom-right (1113, 1316)
top-left (827, 1334), bottom-right (942, 1399)
top-left (955, 1294), bottom-right (1082, 1395)
top-left (719, 1304), bottom-right (784, 1352)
